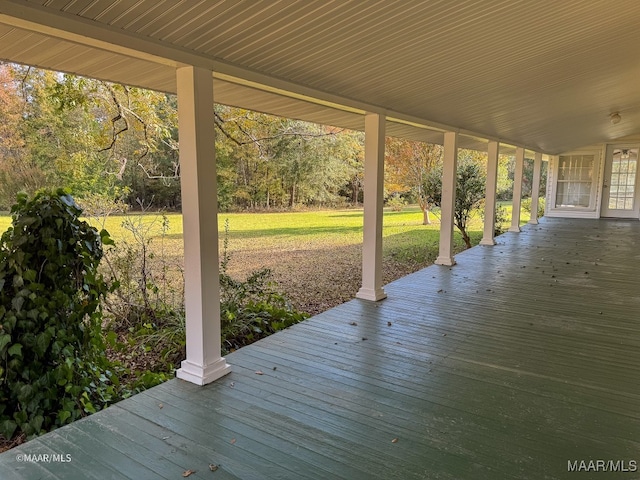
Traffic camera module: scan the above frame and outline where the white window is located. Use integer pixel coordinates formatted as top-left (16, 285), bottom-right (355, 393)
top-left (555, 154), bottom-right (595, 208)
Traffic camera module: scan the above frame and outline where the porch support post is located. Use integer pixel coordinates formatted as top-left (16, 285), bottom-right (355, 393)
top-left (356, 113), bottom-right (387, 301)
top-left (529, 152), bottom-right (543, 225)
top-left (175, 65), bottom-right (231, 385)
top-left (435, 131), bottom-right (458, 266)
top-left (480, 140), bottom-right (499, 246)
top-left (509, 147), bottom-right (525, 233)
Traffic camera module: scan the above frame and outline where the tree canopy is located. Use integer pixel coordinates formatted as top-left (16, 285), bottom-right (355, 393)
top-left (0, 63), bottom-right (543, 213)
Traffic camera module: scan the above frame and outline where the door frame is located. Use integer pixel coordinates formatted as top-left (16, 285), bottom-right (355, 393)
top-left (601, 144), bottom-right (640, 218)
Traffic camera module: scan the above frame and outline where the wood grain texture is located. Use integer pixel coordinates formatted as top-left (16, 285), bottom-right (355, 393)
top-left (1, 218), bottom-right (639, 479)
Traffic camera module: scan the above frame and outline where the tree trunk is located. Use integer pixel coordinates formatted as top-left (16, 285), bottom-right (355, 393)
top-left (422, 208), bottom-right (431, 225)
top-left (289, 183), bottom-right (296, 208)
top-left (461, 228), bottom-right (472, 249)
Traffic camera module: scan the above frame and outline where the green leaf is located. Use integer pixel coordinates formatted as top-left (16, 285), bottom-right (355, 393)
top-left (0, 419), bottom-right (17, 439)
top-left (23, 269), bottom-right (37, 282)
top-left (11, 296), bottom-right (24, 312)
top-left (58, 410), bottom-right (71, 423)
top-left (100, 229), bottom-right (115, 246)
top-left (0, 334), bottom-right (11, 354)
top-left (30, 415), bottom-right (44, 433)
top-left (8, 343), bottom-right (22, 358)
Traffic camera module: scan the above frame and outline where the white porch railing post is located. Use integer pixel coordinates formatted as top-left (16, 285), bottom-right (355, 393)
top-left (529, 151), bottom-right (542, 225)
top-left (435, 131), bottom-right (458, 266)
top-left (356, 113), bottom-right (387, 301)
top-left (176, 65), bottom-right (231, 385)
top-left (509, 147), bottom-right (525, 232)
top-left (480, 140), bottom-right (499, 246)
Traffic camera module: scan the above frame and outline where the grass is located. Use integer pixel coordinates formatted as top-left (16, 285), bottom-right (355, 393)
top-left (0, 204), bottom-right (532, 315)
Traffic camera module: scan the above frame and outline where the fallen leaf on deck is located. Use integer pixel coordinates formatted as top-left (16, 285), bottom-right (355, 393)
top-left (182, 470), bottom-right (196, 477)
top-left (349, 322), bottom-right (358, 326)
top-left (209, 464), bottom-right (219, 472)
top-left (387, 322), bottom-right (392, 326)
top-left (158, 403), bottom-right (163, 409)
top-left (391, 438), bottom-right (399, 443)
top-left (230, 438), bottom-right (237, 444)
top-left (255, 371), bottom-right (264, 375)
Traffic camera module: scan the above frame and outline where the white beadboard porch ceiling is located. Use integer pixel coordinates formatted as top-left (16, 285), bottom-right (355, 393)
top-left (1, 0), bottom-right (640, 154)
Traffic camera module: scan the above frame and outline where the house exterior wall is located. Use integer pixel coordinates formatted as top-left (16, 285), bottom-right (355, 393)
top-left (546, 134), bottom-right (640, 219)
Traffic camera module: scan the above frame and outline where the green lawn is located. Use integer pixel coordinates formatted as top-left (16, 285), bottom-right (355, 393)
top-left (0, 204), bottom-right (531, 251)
top-left (0, 204), bottom-right (531, 315)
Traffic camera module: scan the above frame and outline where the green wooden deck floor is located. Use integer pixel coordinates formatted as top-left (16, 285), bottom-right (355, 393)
top-left (2, 218), bottom-right (640, 479)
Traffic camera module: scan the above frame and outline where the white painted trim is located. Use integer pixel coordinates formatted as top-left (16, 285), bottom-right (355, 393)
top-left (175, 66), bottom-right (230, 385)
top-left (600, 143), bottom-right (640, 218)
top-left (509, 147), bottom-right (525, 232)
top-left (177, 358), bottom-right (231, 386)
top-left (547, 147), bottom-right (603, 218)
top-left (435, 131), bottom-right (458, 266)
top-left (356, 113), bottom-right (387, 302)
top-left (481, 141), bottom-right (499, 246)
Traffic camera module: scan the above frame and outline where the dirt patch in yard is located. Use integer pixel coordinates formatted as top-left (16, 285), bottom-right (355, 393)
top-left (224, 243), bottom-right (431, 316)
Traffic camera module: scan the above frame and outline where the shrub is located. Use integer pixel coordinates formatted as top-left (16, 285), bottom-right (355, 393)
top-left (425, 159), bottom-right (486, 248)
top-left (103, 216), bottom-right (307, 369)
top-left (386, 195), bottom-right (406, 212)
top-left (219, 220), bottom-right (308, 354)
top-left (522, 197), bottom-right (545, 218)
top-left (0, 189), bottom-right (116, 440)
top-left (479, 201), bottom-right (510, 236)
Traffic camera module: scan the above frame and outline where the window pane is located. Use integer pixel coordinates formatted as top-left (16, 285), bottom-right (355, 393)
top-left (555, 154), bottom-right (594, 208)
top-left (608, 148), bottom-right (638, 210)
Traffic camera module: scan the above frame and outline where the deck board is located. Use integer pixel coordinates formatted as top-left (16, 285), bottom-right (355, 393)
top-left (2, 218), bottom-right (640, 479)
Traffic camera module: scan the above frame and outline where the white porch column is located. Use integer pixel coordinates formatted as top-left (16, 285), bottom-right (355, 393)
top-left (509, 147), bottom-right (525, 233)
top-left (356, 113), bottom-right (387, 301)
top-left (480, 140), bottom-right (499, 246)
top-left (176, 66), bottom-right (231, 385)
top-left (435, 131), bottom-right (458, 266)
top-left (529, 151), bottom-right (543, 225)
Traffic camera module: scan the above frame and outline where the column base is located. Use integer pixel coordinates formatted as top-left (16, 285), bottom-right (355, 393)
top-left (508, 225), bottom-right (521, 233)
top-left (435, 256), bottom-right (456, 266)
top-left (177, 358), bottom-right (231, 386)
top-left (479, 238), bottom-right (496, 246)
top-left (356, 287), bottom-right (387, 301)
top-left (528, 219), bottom-right (539, 225)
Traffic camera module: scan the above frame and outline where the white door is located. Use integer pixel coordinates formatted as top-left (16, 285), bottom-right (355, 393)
top-left (601, 145), bottom-right (640, 218)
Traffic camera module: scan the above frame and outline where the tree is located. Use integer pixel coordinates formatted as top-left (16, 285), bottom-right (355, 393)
top-left (0, 63), bottom-right (365, 212)
top-left (425, 156), bottom-right (486, 249)
top-left (214, 106), bottom-right (362, 210)
top-left (385, 138), bottom-right (442, 224)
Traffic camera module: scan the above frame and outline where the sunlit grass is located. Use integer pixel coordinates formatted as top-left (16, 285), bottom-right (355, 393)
top-left (0, 202), bottom-right (531, 256)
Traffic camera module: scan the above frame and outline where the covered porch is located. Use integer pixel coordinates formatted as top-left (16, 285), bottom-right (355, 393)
top-left (2, 217), bottom-right (639, 479)
top-left (1, 2), bottom-right (640, 478)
